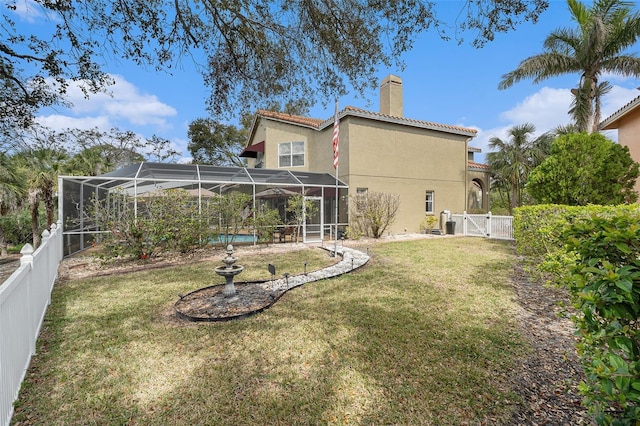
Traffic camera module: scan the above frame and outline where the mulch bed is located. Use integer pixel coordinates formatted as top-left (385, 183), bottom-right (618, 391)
top-left (174, 281), bottom-right (283, 322)
top-left (507, 261), bottom-right (593, 425)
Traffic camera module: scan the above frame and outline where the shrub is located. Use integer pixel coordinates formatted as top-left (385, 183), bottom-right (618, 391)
top-left (350, 191), bottom-right (400, 238)
top-left (563, 215), bottom-right (640, 424)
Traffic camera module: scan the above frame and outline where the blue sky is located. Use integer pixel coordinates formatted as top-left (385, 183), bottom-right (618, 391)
top-left (9, 0), bottom-right (640, 163)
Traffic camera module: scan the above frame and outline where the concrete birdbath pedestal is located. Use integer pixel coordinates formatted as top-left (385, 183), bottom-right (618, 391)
top-left (214, 244), bottom-right (245, 298)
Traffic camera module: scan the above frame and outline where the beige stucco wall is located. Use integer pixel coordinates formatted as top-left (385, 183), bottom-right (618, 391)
top-left (249, 119), bottom-right (317, 170)
top-left (248, 114), bottom-right (473, 235)
top-left (343, 117), bottom-right (468, 234)
top-left (615, 108), bottom-right (640, 197)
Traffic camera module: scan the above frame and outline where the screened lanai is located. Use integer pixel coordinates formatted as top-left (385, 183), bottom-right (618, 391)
top-left (59, 162), bottom-right (348, 256)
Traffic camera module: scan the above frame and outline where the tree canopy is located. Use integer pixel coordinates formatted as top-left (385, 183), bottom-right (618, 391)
top-left (2, 0), bottom-right (548, 132)
top-left (527, 132), bottom-right (639, 205)
top-left (498, 0), bottom-right (640, 133)
top-left (187, 118), bottom-right (246, 167)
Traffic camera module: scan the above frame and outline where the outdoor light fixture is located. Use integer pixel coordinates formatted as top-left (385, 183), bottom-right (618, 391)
top-left (268, 263), bottom-right (276, 281)
top-left (284, 272), bottom-right (290, 286)
top-left (304, 262), bottom-right (307, 275)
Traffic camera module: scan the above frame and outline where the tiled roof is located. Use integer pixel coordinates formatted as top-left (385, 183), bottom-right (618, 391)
top-left (468, 161), bottom-right (489, 170)
top-left (256, 106), bottom-right (477, 137)
top-left (338, 106), bottom-right (477, 136)
top-left (600, 95), bottom-right (640, 130)
top-left (256, 109), bottom-right (324, 129)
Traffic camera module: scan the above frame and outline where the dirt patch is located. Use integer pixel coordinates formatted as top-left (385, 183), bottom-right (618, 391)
top-left (58, 242), bottom-right (315, 282)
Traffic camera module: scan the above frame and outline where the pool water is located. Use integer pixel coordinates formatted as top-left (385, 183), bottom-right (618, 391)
top-left (212, 234), bottom-right (257, 244)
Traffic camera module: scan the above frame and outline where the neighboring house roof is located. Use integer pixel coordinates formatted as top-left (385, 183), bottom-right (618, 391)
top-left (468, 161), bottom-right (489, 171)
top-left (247, 106), bottom-right (478, 145)
top-left (600, 95), bottom-right (640, 130)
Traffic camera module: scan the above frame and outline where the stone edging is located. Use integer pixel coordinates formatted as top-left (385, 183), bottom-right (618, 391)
top-left (257, 245), bottom-right (370, 293)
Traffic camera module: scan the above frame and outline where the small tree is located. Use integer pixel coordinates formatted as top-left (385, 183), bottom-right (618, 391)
top-left (527, 133), bottom-right (639, 205)
top-left (252, 207), bottom-right (282, 244)
top-left (286, 193), bottom-right (318, 243)
top-left (350, 191), bottom-right (400, 238)
top-left (212, 192), bottom-right (253, 246)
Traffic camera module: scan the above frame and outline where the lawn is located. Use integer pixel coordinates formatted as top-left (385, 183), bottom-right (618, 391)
top-left (12, 238), bottom-right (527, 425)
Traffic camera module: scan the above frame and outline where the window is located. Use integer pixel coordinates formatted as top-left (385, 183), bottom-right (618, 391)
top-left (278, 141), bottom-right (305, 167)
top-left (425, 191), bottom-right (434, 213)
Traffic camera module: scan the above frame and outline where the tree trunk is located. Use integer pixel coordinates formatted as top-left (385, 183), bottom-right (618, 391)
top-left (44, 187), bottom-right (54, 228)
top-left (29, 193), bottom-right (41, 248)
top-left (510, 183), bottom-right (518, 214)
top-left (0, 225), bottom-right (8, 257)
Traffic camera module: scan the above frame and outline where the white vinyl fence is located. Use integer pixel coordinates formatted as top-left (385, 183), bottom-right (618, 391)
top-left (1, 221), bottom-right (63, 426)
top-left (450, 212), bottom-right (514, 240)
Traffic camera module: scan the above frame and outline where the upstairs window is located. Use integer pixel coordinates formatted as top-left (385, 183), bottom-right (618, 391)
top-left (278, 141), bottom-right (305, 167)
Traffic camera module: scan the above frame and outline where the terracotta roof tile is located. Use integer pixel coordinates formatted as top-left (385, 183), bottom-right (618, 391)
top-left (256, 106), bottom-right (477, 137)
top-left (468, 161), bottom-right (489, 170)
top-left (257, 109), bottom-right (324, 128)
top-left (342, 106), bottom-right (478, 135)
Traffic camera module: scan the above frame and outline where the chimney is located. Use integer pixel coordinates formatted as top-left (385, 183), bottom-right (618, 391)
top-left (380, 75), bottom-right (403, 117)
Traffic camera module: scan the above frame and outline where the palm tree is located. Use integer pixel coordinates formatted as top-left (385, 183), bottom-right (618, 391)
top-left (16, 147), bottom-right (68, 247)
top-left (0, 152), bottom-right (26, 256)
top-left (499, 0), bottom-right (640, 133)
top-left (486, 123), bottom-right (553, 214)
top-left (66, 145), bottom-right (115, 176)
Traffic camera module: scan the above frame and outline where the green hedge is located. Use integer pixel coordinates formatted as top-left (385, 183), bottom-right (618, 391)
top-left (514, 204), bottom-right (640, 259)
top-left (564, 215), bottom-right (640, 425)
top-left (515, 204), bottom-right (640, 424)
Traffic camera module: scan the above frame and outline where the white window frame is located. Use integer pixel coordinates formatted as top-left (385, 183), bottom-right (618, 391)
top-left (425, 190), bottom-right (434, 214)
top-left (278, 141), bottom-right (305, 167)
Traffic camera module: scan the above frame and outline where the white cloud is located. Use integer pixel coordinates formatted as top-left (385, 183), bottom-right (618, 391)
top-left (601, 85), bottom-right (640, 119)
top-left (465, 87), bottom-right (572, 161)
top-left (499, 86), bottom-right (573, 130)
top-left (10, 0), bottom-right (47, 23)
top-left (468, 84), bottom-right (640, 163)
top-left (63, 75), bottom-right (177, 127)
top-left (36, 114), bottom-right (112, 132)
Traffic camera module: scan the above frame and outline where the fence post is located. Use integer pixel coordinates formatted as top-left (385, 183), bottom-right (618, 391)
top-left (486, 211), bottom-right (492, 238)
top-left (463, 211), bottom-right (467, 236)
top-left (20, 244), bottom-right (35, 356)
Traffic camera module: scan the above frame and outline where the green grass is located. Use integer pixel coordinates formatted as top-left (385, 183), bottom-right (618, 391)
top-left (12, 238), bottom-right (527, 425)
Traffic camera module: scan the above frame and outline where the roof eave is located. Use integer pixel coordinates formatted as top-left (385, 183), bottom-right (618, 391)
top-left (600, 95), bottom-right (640, 130)
top-left (321, 109), bottom-right (477, 137)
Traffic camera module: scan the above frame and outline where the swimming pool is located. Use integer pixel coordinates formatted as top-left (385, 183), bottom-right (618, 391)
top-left (212, 234), bottom-right (258, 244)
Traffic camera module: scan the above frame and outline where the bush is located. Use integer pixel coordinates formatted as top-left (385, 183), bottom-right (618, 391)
top-left (516, 205), bottom-right (640, 424)
top-left (514, 204), bottom-right (640, 259)
top-left (350, 191), bottom-right (400, 238)
top-left (92, 189), bottom-right (218, 259)
top-left (563, 215), bottom-right (640, 424)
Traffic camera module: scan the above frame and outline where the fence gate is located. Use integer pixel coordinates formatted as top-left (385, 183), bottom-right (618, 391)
top-left (451, 212), bottom-right (514, 240)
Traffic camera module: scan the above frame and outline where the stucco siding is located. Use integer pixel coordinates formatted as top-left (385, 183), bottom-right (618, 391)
top-left (346, 118), bottom-right (467, 182)
top-left (347, 174), bottom-right (466, 235)
top-left (616, 109), bottom-right (640, 196)
top-left (259, 120), bottom-right (315, 170)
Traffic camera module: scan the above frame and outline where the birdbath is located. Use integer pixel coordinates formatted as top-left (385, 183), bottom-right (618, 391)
top-left (214, 244), bottom-right (245, 297)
